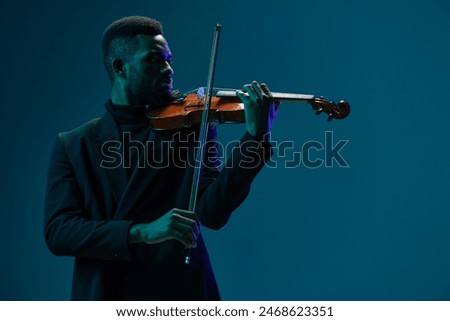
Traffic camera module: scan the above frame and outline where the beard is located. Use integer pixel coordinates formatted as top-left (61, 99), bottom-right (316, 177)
top-left (127, 71), bottom-right (172, 108)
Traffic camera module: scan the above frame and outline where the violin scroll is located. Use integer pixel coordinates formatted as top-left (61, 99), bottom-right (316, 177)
top-left (311, 97), bottom-right (351, 121)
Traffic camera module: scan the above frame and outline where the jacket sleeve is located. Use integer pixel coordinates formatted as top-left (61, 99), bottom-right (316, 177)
top-left (196, 125), bottom-right (272, 230)
top-left (44, 133), bottom-right (134, 261)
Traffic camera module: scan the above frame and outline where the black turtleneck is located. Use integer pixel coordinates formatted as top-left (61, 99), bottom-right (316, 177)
top-left (105, 100), bottom-right (151, 179)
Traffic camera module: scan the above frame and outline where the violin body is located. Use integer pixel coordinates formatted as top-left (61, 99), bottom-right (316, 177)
top-left (147, 93), bottom-right (245, 130)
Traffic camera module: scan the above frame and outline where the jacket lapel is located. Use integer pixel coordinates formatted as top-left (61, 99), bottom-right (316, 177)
top-left (91, 112), bottom-right (129, 205)
top-left (113, 129), bottom-right (174, 220)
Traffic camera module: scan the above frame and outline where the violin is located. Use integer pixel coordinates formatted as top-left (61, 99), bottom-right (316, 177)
top-left (162, 24), bottom-right (350, 264)
top-left (146, 87), bottom-right (350, 130)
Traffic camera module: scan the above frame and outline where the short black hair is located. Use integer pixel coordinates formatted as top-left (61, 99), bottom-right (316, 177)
top-left (102, 16), bottom-right (163, 81)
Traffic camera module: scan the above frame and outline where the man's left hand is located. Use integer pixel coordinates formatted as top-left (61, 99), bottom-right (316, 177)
top-left (236, 81), bottom-right (278, 139)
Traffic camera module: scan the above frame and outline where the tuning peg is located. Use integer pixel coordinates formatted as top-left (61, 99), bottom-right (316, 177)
top-left (315, 107), bottom-right (323, 115)
top-left (327, 113), bottom-right (334, 122)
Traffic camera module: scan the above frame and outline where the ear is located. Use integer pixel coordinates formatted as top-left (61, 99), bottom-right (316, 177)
top-left (112, 59), bottom-right (127, 79)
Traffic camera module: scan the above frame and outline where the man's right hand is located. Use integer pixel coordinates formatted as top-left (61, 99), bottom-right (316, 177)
top-left (128, 208), bottom-right (200, 248)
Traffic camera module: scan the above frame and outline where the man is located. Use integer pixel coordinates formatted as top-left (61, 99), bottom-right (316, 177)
top-left (44, 16), bottom-right (277, 300)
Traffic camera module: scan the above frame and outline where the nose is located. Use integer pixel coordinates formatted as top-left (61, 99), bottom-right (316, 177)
top-left (161, 61), bottom-right (173, 75)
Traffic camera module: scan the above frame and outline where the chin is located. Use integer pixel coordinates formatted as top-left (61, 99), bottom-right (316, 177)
top-left (145, 91), bottom-right (172, 108)
top-left (162, 84), bottom-right (173, 95)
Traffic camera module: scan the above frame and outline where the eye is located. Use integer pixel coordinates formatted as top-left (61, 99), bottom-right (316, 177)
top-left (146, 53), bottom-right (172, 65)
top-left (148, 55), bottom-right (162, 64)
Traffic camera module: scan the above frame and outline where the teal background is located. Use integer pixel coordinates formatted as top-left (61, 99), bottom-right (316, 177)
top-left (1, 0), bottom-right (450, 300)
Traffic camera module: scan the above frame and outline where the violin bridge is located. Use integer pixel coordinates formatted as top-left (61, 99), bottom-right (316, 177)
top-left (196, 87), bottom-right (206, 103)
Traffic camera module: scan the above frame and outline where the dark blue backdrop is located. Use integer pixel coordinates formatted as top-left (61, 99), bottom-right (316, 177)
top-left (1, 0), bottom-right (450, 300)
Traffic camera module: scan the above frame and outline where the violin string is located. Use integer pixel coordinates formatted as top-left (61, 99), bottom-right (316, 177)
top-left (183, 87), bottom-right (238, 95)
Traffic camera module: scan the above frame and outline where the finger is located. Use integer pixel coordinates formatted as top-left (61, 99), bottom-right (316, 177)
top-left (171, 209), bottom-right (201, 239)
top-left (274, 100), bottom-right (281, 110)
top-left (174, 215), bottom-right (200, 237)
top-left (260, 83), bottom-right (279, 110)
top-left (188, 229), bottom-right (198, 248)
top-left (188, 218), bottom-right (200, 237)
top-left (170, 230), bottom-right (196, 248)
top-left (242, 83), bottom-right (259, 102)
top-left (251, 81), bottom-right (264, 101)
top-left (185, 228), bottom-right (197, 248)
top-left (194, 219), bottom-right (201, 236)
top-left (172, 212), bottom-right (199, 231)
top-left (172, 208), bottom-right (196, 220)
top-left (260, 82), bottom-right (273, 98)
top-left (172, 213), bottom-right (196, 228)
top-left (183, 229), bottom-right (197, 248)
top-left (172, 210), bottom-right (201, 235)
top-left (172, 218), bottom-right (198, 248)
top-left (171, 221), bottom-right (197, 248)
top-left (235, 89), bottom-right (249, 104)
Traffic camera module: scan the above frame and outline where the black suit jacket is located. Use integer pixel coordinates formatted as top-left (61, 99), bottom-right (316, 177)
top-left (44, 107), bottom-right (271, 300)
